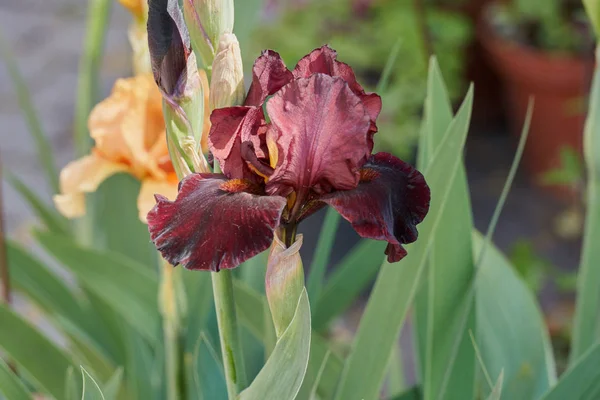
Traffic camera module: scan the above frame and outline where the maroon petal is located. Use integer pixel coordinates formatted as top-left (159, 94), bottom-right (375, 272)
top-left (208, 106), bottom-right (266, 182)
top-left (320, 152), bottom-right (430, 263)
top-left (148, 173), bottom-right (286, 271)
top-left (245, 50), bottom-right (294, 107)
top-left (265, 74), bottom-right (371, 197)
top-left (293, 45), bottom-right (382, 141)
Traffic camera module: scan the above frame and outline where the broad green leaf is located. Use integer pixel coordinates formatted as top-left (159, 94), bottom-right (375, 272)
top-left (103, 368), bottom-right (124, 400)
top-left (308, 350), bottom-right (331, 400)
top-left (239, 251), bottom-right (269, 292)
top-left (124, 329), bottom-right (158, 400)
top-left (35, 231), bottom-right (160, 343)
top-left (571, 65), bottom-right (600, 362)
top-left (0, 304), bottom-right (75, 399)
top-left (307, 208), bottom-right (340, 309)
top-left (486, 371), bottom-right (504, 400)
top-left (414, 56), bottom-right (476, 400)
top-left (0, 32), bottom-right (58, 192)
top-left (437, 101), bottom-right (533, 400)
top-left (92, 174), bottom-right (158, 269)
top-left (6, 173), bottom-right (70, 235)
top-left (333, 85), bottom-right (474, 400)
top-left (541, 344), bottom-right (600, 400)
top-left (239, 290), bottom-right (311, 400)
top-left (190, 332), bottom-right (227, 400)
top-left (7, 241), bottom-right (88, 326)
top-left (312, 239), bottom-right (386, 331)
top-left (234, 279), bottom-right (342, 399)
top-left (0, 358), bottom-right (30, 400)
top-left (387, 343), bottom-right (405, 396)
top-left (475, 233), bottom-right (556, 400)
top-left (81, 367), bottom-right (105, 400)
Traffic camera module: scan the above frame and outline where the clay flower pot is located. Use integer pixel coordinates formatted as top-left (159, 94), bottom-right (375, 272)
top-left (478, 9), bottom-right (588, 193)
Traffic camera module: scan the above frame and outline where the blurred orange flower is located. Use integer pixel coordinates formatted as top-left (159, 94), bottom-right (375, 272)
top-left (54, 72), bottom-right (209, 223)
top-left (119, 0), bottom-right (145, 21)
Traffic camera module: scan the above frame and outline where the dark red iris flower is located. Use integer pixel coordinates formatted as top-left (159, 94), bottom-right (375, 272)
top-left (147, 46), bottom-right (430, 272)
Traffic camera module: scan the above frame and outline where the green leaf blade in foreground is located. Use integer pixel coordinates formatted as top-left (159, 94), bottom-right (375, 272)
top-left (571, 66), bottom-right (600, 362)
top-left (486, 371), bottom-right (504, 400)
top-left (414, 57), bottom-right (476, 400)
top-left (474, 232), bottom-right (556, 400)
top-left (0, 358), bottom-right (31, 400)
top-left (239, 290), bottom-right (311, 400)
top-left (333, 85), bottom-right (474, 400)
top-left (0, 304), bottom-right (75, 399)
top-left (35, 231), bottom-right (160, 343)
top-left (312, 239), bottom-right (386, 332)
top-left (541, 344), bottom-right (600, 400)
top-left (81, 367), bottom-right (106, 400)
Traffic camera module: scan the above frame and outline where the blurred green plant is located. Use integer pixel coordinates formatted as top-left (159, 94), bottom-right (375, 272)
top-left (487, 0), bottom-right (590, 54)
top-left (250, 0), bottom-right (471, 159)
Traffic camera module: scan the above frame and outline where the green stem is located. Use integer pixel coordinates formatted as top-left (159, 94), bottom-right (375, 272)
top-left (160, 259), bottom-right (181, 400)
top-left (211, 269), bottom-right (247, 398)
top-left (73, 0), bottom-right (111, 247)
top-left (74, 0), bottom-right (111, 156)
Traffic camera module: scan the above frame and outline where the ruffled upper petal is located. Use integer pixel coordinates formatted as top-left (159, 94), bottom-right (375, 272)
top-left (245, 50), bottom-right (294, 107)
top-left (293, 45), bottom-right (381, 145)
top-left (265, 74), bottom-right (371, 197)
top-left (208, 106), bottom-right (266, 182)
top-left (320, 152), bottom-right (430, 263)
top-left (147, 173), bottom-right (287, 271)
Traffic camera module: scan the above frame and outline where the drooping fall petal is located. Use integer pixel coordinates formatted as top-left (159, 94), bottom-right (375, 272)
top-left (54, 155), bottom-right (128, 218)
top-left (320, 152), bottom-right (430, 263)
top-left (265, 74), bottom-right (371, 197)
top-left (245, 50), bottom-right (294, 107)
top-left (147, 173), bottom-right (287, 271)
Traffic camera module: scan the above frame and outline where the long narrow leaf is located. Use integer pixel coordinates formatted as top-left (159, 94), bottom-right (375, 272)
top-left (0, 32), bottom-right (58, 192)
top-left (6, 173), bottom-right (71, 235)
top-left (474, 232), bottom-right (556, 400)
top-left (307, 208), bottom-right (340, 309)
top-left (571, 62), bottom-right (600, 363)
top-left (312, 239), bottom-right (386, 331)
top-left (0, 304), bottom-right (75, 399)
top-left (541, 344), bottom-right (600, 400)
top-left (0, 358), bottom-right (30, 400)
top-left (35, 232), bottom-right (160, 344)
top-left (334, 86), bottom-right (474, 400)
top-left (239, 290), bottom-right (311, 400)
top-left (414, 57), bottom-right (476, 400)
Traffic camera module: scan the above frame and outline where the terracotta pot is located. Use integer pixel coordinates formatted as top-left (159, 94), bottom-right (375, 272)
top-left (478, 13), bottom-right (588, 194)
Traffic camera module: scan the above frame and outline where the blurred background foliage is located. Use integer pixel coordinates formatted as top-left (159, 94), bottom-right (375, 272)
top-left (249, 0), bottom-right (472, 159)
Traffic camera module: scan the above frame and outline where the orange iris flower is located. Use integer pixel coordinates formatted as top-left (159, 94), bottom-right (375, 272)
top-left (54, 73), bottom-right (209, 223)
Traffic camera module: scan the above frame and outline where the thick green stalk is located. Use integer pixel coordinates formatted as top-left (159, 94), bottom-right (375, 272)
top-left (212, 269), bottom-right (247, 398)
